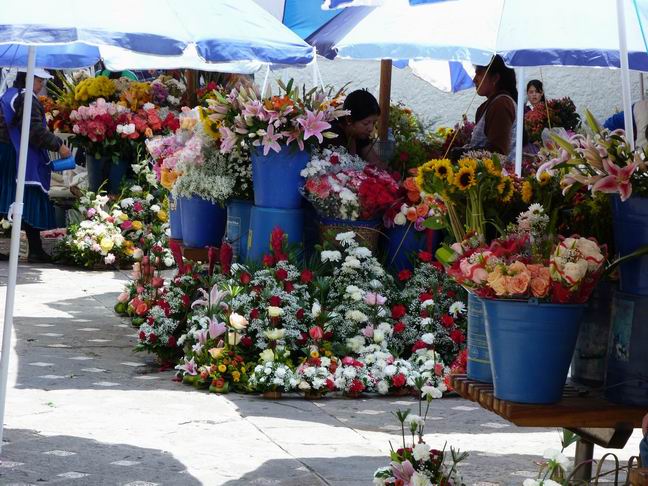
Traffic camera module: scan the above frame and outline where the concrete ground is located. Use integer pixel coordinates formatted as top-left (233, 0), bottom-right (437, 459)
top-left (0, 262), bottom-right (642, 486)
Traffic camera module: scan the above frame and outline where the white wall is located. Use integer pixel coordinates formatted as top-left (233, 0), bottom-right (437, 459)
top-left (271, 57), bottom-right (644, 129)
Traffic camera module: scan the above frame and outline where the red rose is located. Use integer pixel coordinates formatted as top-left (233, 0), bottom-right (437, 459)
top-left (329, 153), bottom-right (339, 165)
top-left (326, 378), bottom-right (336, 391)
top-left (297, 332), bottom-right (308, 345)
top-left (411, 340), bottom-right (427, 353)
top-left (138, 331), bottom-right (146, 341)
top-left (148, 333), bottom-right (157, 343)
top-left (167, 336), bottom-right (177, 348)
top-left (418, 292), bottom-right (434, 303)
top-left (262, 254), bottom-right (275, 267)
top-left (432, 261), bottom-right (444, 272)
top-left (441, 314), bottom-right (454, 328)
top-left (240, 336), bottom-right (253, 347)
top-left (419, 250), bottom-right (433, 262)
top-left (240, 272), bottom-right (252, 285)
top-left (181, 295), bottom-right (190, 308)
top-left (391, 304), bottom-right (407, 319)
top-left (284, 281), bottom-right (295, 293)
top-left (295, 308), bottom-right (305, 320)
top-left (323, 331), bottom-right (334, 341)
top-left (393, 322), bottom-right (406, 334)
top-left (392, 373), bottom-right (406, 388)
top-left (309, 326), bottom-right (324, 341)
top-left (349, 379), bottom-right (365, 393)
top-left (250, 308), bottom-right (260, 320)
top-left (446, 290), bottom-right (456, 298)
top-left (269, 296), bottom-right (282, 306)
top-left (450, 329), bottom-right (465, 344)
top-left (398, 269), bottom-right (413, 281)
top-left (419, 309), bottom-right (429, 318)
top-left (300, 269), bottom-right (314, 284)
top-left (275, 268), bottom-right (288, 281)
top-left (151, 276), bottom-right (164, 288)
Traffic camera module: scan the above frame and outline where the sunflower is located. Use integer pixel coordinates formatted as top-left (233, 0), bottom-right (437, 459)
top-left (454, 166), bottom-right (477, 191)
top-left (521, 180), bottom-right (533, 203)
top-left (433, 159), bottom-right (454, 181)
top-left (497, 176), bottom-right (515, 202)
top-left (415, 160), bottom-right (435, 192)
top-left (482, 158), bottom-right (500, 177)
top-left (458, 157), bottom-right (477, 171)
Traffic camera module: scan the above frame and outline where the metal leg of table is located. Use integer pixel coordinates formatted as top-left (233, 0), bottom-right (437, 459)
top-left (573, 439), bottom-right (594, 481)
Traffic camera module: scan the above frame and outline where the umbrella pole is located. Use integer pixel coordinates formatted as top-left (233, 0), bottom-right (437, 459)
top-left (0, 45), bottom-right (36, 452)
top-left (515, 67), bottom-right (525, 176)
top-left (378, 59), bottom-right (392, 141)
top-left (617, 0), bottom-right (635, 148)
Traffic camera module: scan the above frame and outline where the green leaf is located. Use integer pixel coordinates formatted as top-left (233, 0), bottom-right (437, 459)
top-left (604, 244), bottom-right (648, 279)
top-left (549, 132), bottom-right (577, 157)
top-left (584, 109), bottom-right (603, 134)
top-left (422, 216), bottom-right (446, 230)
top-left (561, 429), bottom-right (580, 449)
top-left (435, 246), bottom-right (457, 266)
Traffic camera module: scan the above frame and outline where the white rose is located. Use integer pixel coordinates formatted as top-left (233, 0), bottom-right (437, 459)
top-left (229, 313), bottom-right (249, 330)
top-left (342, 367), bottom-right (357, 379)
top-left (150, 204), bottom-right (161, 213)
top-left (394, 212), bottom-right (407, 226)
top-left (259, 349), bottom-right (275, 363)
top-left (264, 328), bottom-right (285, 341)
top-left (129, 185), bottom-right (143, 194)
top-left (298, 380), bottom-right (311, 390)
top-left (311, 301), bottom-right (321, 318)
top-left (383, 364), bottom-right (397, 376)
top-left (421, 333), bottom-right (435, 345)
top-left (373, 330), bottom-right (385, 343)
top-left (412, 443), bottom-right (431, 461)
top-left (267, 306), bottom-right (284, 318)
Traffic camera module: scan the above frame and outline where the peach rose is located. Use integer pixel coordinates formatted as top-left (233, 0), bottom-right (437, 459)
top-left (487, 268), bottom-right (508, 296)
top-left (530, 276), bottom-right (550, 298)
top-left (507, 271), bottom-right (530, 295)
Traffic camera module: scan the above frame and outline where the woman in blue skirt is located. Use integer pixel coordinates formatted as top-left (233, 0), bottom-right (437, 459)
top-left (0, 69), bottom-right (71, 263)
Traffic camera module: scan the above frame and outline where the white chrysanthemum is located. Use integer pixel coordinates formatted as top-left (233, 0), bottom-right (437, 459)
top-left (449, 301), bottom-right (466, 317)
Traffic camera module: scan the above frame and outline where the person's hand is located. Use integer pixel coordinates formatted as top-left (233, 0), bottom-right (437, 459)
top-left (58, 144), bottom-right (72, 158)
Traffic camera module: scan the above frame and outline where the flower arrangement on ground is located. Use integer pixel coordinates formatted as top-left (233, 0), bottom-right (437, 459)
top-left (372, 357), bottom-right (417, 396)
top-left (202, 80), bottom-right (347, 155)
top-left (301, 147), bottom-right (399, 221)
top-left (249, 348), bottom-right (298, 394)
top-left (296, 355), bottom-right (338, 397)
top-left (333, 356), bottom-right (373, 396)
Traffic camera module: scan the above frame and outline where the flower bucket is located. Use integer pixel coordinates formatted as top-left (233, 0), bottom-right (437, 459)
top-left (467, 294), bottom-right (492, 383)
top-left (226, 199), bottom-right (253, 262)
top-left (612, 195), bottom-right (648, 295)
top-left (319, 217), bottom-right (382, 254)
top-left (344, 391), bottom-right (364, 399)
top-left (168, 194), bottom-right (182, 240)
top-left (262, 390), bottom-right (283, 400)
top-left (483, 299), bottom-right (585, 404)
top-left (385, 225), bottom-right (441, 272)
top-left (251, 145), bottom-right (309, 209)
top-left (179, 195), bottom-right (226, 248)
top-left (303, 390), bottom-right (324, 400)
top-left (86, 154), bottom-right (129, 194)
top-left (570, 280), bottom-right (615, 387)
top-left (247, 206), bottom-right (304, 263)
top-left (605, 290), bottom-right (648, 407)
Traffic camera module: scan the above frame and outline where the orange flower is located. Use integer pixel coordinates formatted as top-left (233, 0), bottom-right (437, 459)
top-left (416, 203), bottom-right (429, 218)
top-left (405, 207), bottom-right (418, 222)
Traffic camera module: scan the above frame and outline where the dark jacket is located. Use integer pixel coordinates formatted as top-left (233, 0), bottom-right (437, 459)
top-left (0, 91), bottom-right (62, 152)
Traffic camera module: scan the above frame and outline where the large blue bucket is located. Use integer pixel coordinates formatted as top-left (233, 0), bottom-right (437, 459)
top-left (385, 225), bottom-right (441, 271)
top-left (226, 199), bottom-right (253, 262)
top-left (180, 195), bottom-right (227, 248)
top-left (251, 145), bottom-right (309, 209)
top-left (483, 299), bottom-right (585, 404)
top-left (605, 290), bottom-right (648, 406)
top-left (612, 195), bottom-right (648, 295)
top-left (247, 206), bottom-right (304, 262)
top-left (169, 194), bottom-right (182, 240)
top-left (467, 294), bottom-right (492, 383)
top-left (86, 155), bottom-right (129, 194)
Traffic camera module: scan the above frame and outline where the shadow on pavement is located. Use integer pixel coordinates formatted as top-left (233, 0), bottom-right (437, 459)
top-left (0, 428), bottom-right (201, 485)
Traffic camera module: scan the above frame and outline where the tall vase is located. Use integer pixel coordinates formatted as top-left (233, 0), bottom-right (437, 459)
top-left (483, 299), bottom-right (585, 404)
top-left (466, 294), bottom-right (492, 383)
top-left (611, 195), bottom-right (648, 295)
top-left (179, 195), bottom-right (227, 248)
top-left (86, 154), bottom-right (129, 194)
top-left (251, 145), bottom-right (309, 209)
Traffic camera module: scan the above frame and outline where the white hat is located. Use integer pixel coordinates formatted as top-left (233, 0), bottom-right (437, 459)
top-left (17, 67), bottom-right (53, 79)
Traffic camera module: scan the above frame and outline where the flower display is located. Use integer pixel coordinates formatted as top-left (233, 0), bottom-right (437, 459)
top-left (296, 355), bottom-right (337, 394)
top-left (249, 358), bottom-right (298, 393)
top-left (333, 357), bottom-right (373, 394)
top-left (524, 97), bottom-right (581, 144)
top-left (201, 80), bottom-right (347, 155)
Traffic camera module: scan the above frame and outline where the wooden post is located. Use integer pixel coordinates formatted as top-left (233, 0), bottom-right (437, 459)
top-left (378, 59), bottom-right (392, 141)
top-left (185, 69), bottom-right (197, 106)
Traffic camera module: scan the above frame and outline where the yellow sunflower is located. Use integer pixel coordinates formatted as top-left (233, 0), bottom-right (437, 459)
top-left (458, 157), bottom-right (477, 171)
top-left (433, 159), bottom-right (454, 181)
top-left (454, 166), bottom-right (477, 191)
top-left (416, 160), bottom-right (436, 192)
top-left (521, 180), bottom-right (533, 204)
top-left (497, 176), bottom-right (515, 202)
top-left (482, 158), bottom-right (500, 177)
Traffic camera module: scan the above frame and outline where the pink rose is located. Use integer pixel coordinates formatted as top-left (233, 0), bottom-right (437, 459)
top-left (117, 292), bottom-right (129, 303)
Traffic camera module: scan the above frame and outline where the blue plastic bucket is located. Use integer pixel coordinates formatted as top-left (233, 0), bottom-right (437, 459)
top-left (483, 299), bottom-right (585, 404)
top-left (251, 145), bottom-right (309, 209)
top-left (612, 195), bottom-right (648, 295)
top-left (86, 155), bottom-right (129, 194)
top-left (51, 155), bottom-right (76, 172)
top-left (226, 199), bottom-right (253, 262)
top-left (385, 225), bottom-right (441, 271)
top-left (467, 294), bottom-right (492, 383)
top-left (247, 206), bottom-right (304, 262)
top-left (179, 195), bottom-right (226, 248)
top-left (168, 194), bottom-right (182, 240)
top-left (605, 290), bottom-right (648, 406)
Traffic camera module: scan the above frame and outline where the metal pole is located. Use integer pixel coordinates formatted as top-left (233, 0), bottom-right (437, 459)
top-left (0, 45), bottom-right (36, 452)
top-left (515, 67), bottom-right (525, 176)
top-left (378, 59), bottom-right (392, 141)
top-left (617, 0), bottom-right (635, 148)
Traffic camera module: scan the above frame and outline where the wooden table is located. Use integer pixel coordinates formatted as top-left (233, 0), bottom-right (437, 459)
top-left (450, 374), bottom-right (645, 480)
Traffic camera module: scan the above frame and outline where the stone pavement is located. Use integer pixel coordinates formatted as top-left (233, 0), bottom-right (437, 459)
top-left (0, 262), bottom-right (642, 486)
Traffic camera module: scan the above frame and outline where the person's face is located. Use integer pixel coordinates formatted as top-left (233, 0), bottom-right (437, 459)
top-left (348, 114), bottom-right (378, 139)
top-left (527, 86), bottom-right (543, 105)
top-left (33, 77), bottom-right (45, 93)
top-left (473, 69), bottom-right (498, 97)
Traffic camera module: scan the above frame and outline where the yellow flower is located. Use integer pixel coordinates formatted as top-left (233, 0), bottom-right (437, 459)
top-left (324, 350), bottom-right (333, 357)
top-left (157, 210), bottom-right (168, 222)
top-left (458, 157), bottom-right (477, 171)
top-left (415, 160), bottom-right (435, 192)
top-left (539, 172), bottom-right (552, 186)
top-left (453, 166), bottom-right (477, 191)
top-left (232, 371), bottom-right (241, 382)
top-left (482, 158), bottom-right (500, 177)
top-left (497, 176), bottom-right (515, 203)
top-left (433, 159), bottom-right (454, 181)
top-left (131, 220), bottom-right (143, 231)
top-left (521, 180), bottom-right (533, 203)
top-left (310, 350), bottom-right (320, 359)
top-left (100, 238), bottom-right (114, 253)
top-left (218, 364), bottom-right (227, 373)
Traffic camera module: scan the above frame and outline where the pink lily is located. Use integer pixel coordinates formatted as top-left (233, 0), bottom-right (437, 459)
top-left (261, 124), bottom-right (282, 155)
top-left (284, 129), bottom-right (305, 151)
top-left (218, 126), bottom-right (237, 153)
top-left (208, 319), bottom-right (227, 340)
top-left (391, 460), bottom-right (416, 485)
top-left (175, 358), bottom-right (197, 375)
top-left (591, 159), bottom-right (637, 201)
top-left (297, 110), bottom-right (331, 144)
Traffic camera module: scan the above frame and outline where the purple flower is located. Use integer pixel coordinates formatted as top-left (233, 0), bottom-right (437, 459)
top-left (175, 358), bottom-right (197, 375)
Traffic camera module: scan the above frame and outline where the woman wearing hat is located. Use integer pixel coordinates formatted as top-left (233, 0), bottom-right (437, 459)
top-left (0, 69), bottom-right (71, 263)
